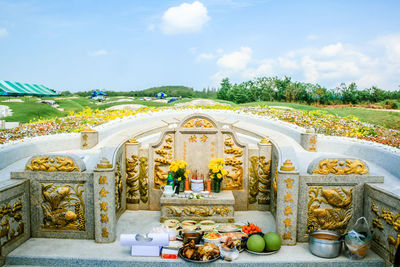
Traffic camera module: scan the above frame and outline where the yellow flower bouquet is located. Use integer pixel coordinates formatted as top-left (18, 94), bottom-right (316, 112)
top-left (169, 160), bottom-right (189, 183)
top-left (208, 158), bottom-right (228, 193)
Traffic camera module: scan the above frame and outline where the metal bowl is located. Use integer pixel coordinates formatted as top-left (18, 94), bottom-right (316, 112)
top-left (182, 231), bottom-right (202, 244)
top-left (309, 230), bottom-right (342, 258)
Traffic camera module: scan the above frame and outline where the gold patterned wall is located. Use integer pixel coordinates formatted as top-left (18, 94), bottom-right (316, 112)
top-left (126, 155), bottom-right (139, 204)
top-left (115, 161), bottom-right (123, 213)
top-left (0, 198), bottom-right (24, 246)
top-left (249, 156), bottom-right (271, 204)
top-left (26, 156), bottom-right (80, 172)
top-left (313, 159), bottom-right (369, 175)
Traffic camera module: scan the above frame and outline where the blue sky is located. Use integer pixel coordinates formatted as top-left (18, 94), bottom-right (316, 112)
top-left (0, 0), bottom-right (399, 92)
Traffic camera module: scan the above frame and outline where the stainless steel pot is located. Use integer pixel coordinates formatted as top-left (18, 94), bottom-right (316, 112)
top-left (309, 230), bottom-right (342, 258)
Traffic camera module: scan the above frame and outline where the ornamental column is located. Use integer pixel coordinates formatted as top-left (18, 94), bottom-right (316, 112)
top-left (125, 137), bottom-right (141, 210)
top-left (275, 160), bottom-right (299, 245)
top-left (300, 128), bottom-right (317, 152)
top-left (93, 158), bottom-right (116, 243)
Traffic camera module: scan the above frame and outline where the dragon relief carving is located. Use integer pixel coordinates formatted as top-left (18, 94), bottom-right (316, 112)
top-left (26, 156), bottom-right (80, 172)
top-left (0, 199), bottom-right (24, 246)
top-left (139, 157), bottom-right (149, 203)
top-left (307, 186), bottom-right (353, 234)
top-left (165, 206), bottom-right (231, 217)
top-left (371, 200), bottom-right (400, 260)
top-left (154, 134), bottom-right (174, 188)
top-left (182, 118), bottom-right (215, 128)
top-left (115, 161), bottom-right (123, 212)
top-left (41, 183), bottom-right (85, 231)
top-left (313, 159), bottom-right (368, 175)
top-left (223, 135), bottom-right (243, 190)
top-left (126, 154), bottom-right (139, 204)
top-left (249, 156), bottom-right (271, 204)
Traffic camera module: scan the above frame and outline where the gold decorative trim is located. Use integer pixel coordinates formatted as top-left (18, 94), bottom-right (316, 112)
top-left (280, 160), bottom-right (295, 171)
top-left (313, 159), bottom-right (369, 175)
top-left (260, 137), bottom-right (271, 144)
top-left (182, 118), bottom-right (215, 128)
top-left (165, 206), bottom-right (231, 217)
top-left (41, 183), bottom-right (85, 231)
top-left (26, 156), bottom-right (80, 172)
top-left (115, 161), bottom-right (123, 213)
top-left (154, 134), bottom-right (174, 188)
top-left (307, 186), bottom-right (353, 233)
top-left (139, 157), bottom-right (149, 203)
top-left (97, 158), bottom-right (113, 169)
top-left (126, 155), bottom-right (139, 204)
top-left (127, 137), bottom-right (139, 144)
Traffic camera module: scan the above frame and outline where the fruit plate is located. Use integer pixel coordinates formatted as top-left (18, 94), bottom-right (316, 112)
top-left (216, 224), bottom-right (243, 233)
top-left (178, 247), bottom-right (220, 263)
top-left (245, 248), bottom-right (280, 255)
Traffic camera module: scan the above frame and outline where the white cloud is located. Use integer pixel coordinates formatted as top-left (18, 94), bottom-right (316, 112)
top-left (147, 24), bottom-right (155, 31)
top-left (306, 34), bottom-right (318, 41)
top-left (196, 53), bottom-right (214, 61)
top-left (217, 47), bottom-right (252, 70)
top-left (211, 35), bottom-right (400, 90)
top-left (88, 49), bottom-right (108, 57)
top-left (0, 27), bottom-right (8, 38)
top-left (161, 1), bottom-right (210, 35)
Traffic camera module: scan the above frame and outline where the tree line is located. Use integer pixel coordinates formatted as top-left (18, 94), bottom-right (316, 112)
top-left (216, 77), bottom-right (400, 106)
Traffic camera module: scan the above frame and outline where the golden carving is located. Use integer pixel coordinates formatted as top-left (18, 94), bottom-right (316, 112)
top-left (284, 192), bottom-right (293, 202)
top-left (284, 206), bottom-right (293, 215)
top-left (138, 157), bottom-right (149, 203)
top-left (260, 137), bottom-right (271, 144)
top-left (126, 155), bottom-right (139, 204)
top-left (99, 188), bottom-right (108, 197)
top-left (283, 232), bottom-right (292, 240)
top-left (280, 160), bottom-right (295, 171)
top-left (248, 156), bottom-right (271, 204)
top-left (82, 133), bottom-right (88, 148)
top-left (182, 118), bottom-right (215, 128)
top-left (127, 137), bottom-right (138, 144)
top-left (223, 135), bottom-right (243, 190)
top-left (0, 199), bottom-right (24, 246)
top-left (100, 202), bottom-right (108, 211)
top-left (26, 156), bottom-right (79, 172)
top-left (102, 227), bottom-right (109, 238)
top-left (273, 163), bottom-right (278, 207)
top-left (154, 134), bottom-right (174, 188)
top-left (97, 158), bottom-right (113, 169)
top-left (313, 159), bottom-right (369, 175)
top-left (371, 201), bottom-right (400, 257)
top-left (99, 176), bottom-right (108, 185)
top-left (307, 186), bottom-right (353, 233)
top-left (284, 218), bottom-right (291, 227)
top-left (284, 178), bottom-right (294, 189)
top-left (41, 183), bottom-right (85, 231)
top-left (115, 161), bottom-right (123, 213)
top-left (189, 135), bottom-right (197, 143)
top-left (165, 206), bottom-right (231, 217)
top-left (200, 135), bottom-right (208, 142)
top-left (100, 214), bottom-right (109, 223)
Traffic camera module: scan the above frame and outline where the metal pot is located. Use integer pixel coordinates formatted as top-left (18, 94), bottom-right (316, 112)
top-left (309, 230), bottom-right (342, 258)
top-left (182, 231), bottom-right (202, 244)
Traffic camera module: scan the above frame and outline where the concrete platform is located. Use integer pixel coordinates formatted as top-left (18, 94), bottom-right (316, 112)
top-left (5, 211), bottom-right (384, 267)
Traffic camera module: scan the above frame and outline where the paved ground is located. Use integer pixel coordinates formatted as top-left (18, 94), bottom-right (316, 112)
top-left (5, 211), bottom-right (384, 266)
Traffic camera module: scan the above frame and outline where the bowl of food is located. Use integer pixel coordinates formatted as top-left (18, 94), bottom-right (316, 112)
top-left (181, 220), bottom-right (198, 232)
top-left (199, 220), bottom-right (216, 232)
top-left (183, 231), bottom-right (202, 244)
top-left (164, 219), bottom-right (179, 229)
top-left (203, 232), bottom-right (222, 244)
top-left (309, 230), bottom-right (342, 258)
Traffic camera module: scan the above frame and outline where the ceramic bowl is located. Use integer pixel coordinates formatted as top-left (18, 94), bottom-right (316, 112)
top-left (181, 220), bottom-right (198, 232)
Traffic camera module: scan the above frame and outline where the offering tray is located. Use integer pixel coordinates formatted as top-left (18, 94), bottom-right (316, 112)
top-left (216, 224), bottom-right (243, 233)
top-left (178, 246), bottom-right (221, 263)
top-left (245, 248), bottom-right (280, 255)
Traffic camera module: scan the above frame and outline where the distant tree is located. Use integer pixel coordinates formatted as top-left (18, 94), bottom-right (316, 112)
top-left (217, 78), bottom-right (231, 100)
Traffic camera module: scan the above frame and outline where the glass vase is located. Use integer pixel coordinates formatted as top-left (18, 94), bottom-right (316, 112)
top-left (174, 181), bottom-right (180, 194)
top-left (179, 179), bottom-right (185, 192)
top-left (213, 179), bottom-right (221, 193)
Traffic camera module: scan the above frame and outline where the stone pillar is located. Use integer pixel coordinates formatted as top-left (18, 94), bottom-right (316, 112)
top-left (300, 128), bottom-right (317, 152)
top-left (81, 128), bottom-right (98, 149)
top-left (125, 138), bottom-right (140, 210)
top-left (93, 158), bottom-right (116, 243)
top-left (0, 120), bottom-right (5, 129)
top-left (257, 137), bottom-right (272, 209)
top-left (139, 145), bottom-right (150, 210)
top-left (276, 160), bottom-right (299, 246)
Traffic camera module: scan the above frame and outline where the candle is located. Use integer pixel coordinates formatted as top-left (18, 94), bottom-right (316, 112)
top-left (207, 179), bottom-right (211, 195)
top-left (185, 178), bottom-right (189, 191)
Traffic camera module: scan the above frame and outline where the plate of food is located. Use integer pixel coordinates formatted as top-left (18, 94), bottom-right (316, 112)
top-left (221, 236), bottom-right (245, 252)
top-left (245, 248), bottom-right (279, 255)
top-left (179, 240), bottom-right (220, 263)
top-left (216, 224), bottom-right (242, 233)
top-left (221, 232), bottom-right (248, 242)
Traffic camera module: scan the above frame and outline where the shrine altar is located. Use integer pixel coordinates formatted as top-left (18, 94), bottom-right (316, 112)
top-left (160, 191), bottom-right (235, 223)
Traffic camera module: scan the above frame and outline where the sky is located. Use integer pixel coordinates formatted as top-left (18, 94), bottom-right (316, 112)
top-left (0, 0), bottom-right (400, 92)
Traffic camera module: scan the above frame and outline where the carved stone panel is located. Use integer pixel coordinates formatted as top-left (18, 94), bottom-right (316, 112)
top-left (223, 134), bottom-right (244, 190)
top-left (153, 133), bottom-right (174, 189)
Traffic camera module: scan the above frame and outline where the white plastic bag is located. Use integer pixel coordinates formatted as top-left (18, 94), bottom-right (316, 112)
top-left (344, 217), bottom-right (371, 259)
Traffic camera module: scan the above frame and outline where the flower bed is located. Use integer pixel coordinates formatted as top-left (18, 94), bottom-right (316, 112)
top-left (0, 106), bottom-right (399, 149)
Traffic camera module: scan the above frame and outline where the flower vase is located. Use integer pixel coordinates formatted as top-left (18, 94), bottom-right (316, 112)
top-left (174, 181), bottom-right (180, 194)
top-left (213, 179), bottom-right (221, 193)
top-left (179, 179), bottom-right (185, 192)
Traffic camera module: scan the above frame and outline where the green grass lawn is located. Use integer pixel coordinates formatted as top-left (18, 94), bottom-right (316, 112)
top-left (1, 96), bottom-right (399, 130)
